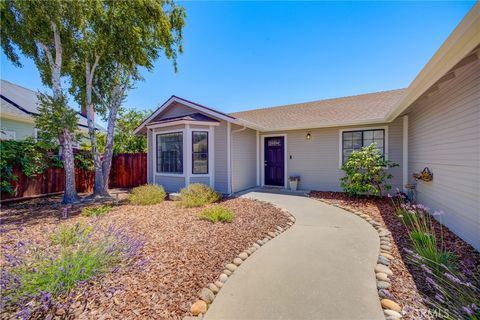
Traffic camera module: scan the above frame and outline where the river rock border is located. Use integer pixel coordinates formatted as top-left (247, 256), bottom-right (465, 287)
top-left (186, 202), bottom-right (296, 319)
top-left (315, 198), bottom-right (403, 320)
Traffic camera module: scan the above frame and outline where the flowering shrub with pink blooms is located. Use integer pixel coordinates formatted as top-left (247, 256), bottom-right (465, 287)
top-left (0, 223), bottom-right (143, 319)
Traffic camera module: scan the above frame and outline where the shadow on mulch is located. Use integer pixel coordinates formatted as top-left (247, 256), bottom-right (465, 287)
top-left (0, 192), bottom-right (129, 231)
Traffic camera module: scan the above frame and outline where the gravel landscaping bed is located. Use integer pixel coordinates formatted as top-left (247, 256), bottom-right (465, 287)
top-left (309, 191), bottom-right (480, 320)
top-left (1, 196), bottom-right (290, 319)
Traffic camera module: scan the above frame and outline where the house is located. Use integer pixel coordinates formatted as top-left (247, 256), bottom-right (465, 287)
top-left (0, 79), bottom-right (104, 141)
top-left (135, 4), bottom-right (479, 250)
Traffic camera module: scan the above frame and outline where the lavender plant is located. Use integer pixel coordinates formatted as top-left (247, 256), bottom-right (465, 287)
top-left (406, 249), bottom-right (480, 320)
top-left (1, 223), bottom-right (143, 319)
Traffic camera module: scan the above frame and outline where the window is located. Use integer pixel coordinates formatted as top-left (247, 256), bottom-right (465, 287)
top-left (192, 131), bottom-right (208, 174)
top-left (157, 132), bottom-right (183, 174)
top-left (342, 129), bottom-right (385, 164)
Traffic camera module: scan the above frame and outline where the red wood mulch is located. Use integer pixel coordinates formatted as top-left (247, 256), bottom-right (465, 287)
top-left (309, 191), bottom-right (480, 320)
top-left (0, 197), bottom-right (290, 319)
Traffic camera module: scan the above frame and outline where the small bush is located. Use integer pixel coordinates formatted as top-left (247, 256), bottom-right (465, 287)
top-left (81, 205), bottom-right (112, 217)
top-left (49, 222), bottom-right (92, 246)
top-left (200, 205), bottom-right (235, 223)
top-left (129, 184), bottom-right (166, 205)
top-left (179, 183), bottom-right (221, 208)
top-left (341, 143), bottom-right (398, 197)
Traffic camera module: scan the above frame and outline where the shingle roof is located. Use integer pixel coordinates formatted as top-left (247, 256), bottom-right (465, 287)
top-left (148, 113), bottom-right (219, 125)
top-left (0, 80), bottom-right (105, 131)
top-left (230, 89), bottom-right (407, 131)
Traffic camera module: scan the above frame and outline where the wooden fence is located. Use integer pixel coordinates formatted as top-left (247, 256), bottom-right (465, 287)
top-left (1, 153), bottom-right (147, 202)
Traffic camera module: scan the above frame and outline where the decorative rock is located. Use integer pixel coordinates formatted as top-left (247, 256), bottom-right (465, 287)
top-left (376, 272), bottom-right (389, 281)
top-left (253, 243), bottom-right (261, 249)
top-left (226, 263), bottom-right (237, 272)
top-left (256, 240), bottom-right (264, 246)
top-left (169, 193), bottom-right (181, 201)
top-left (287, 222), bottom-right (293, 226)
top-left (219, 273), bottom-right (228, 283)
top-left (262, 237), bottom-right (270, 243)
top-left (377, 281), bottom-right (391, 289)
top-left (214, 281), bottom-right (223, 288)
top-left (250, 246), bottom-right (257, 252)
top-left (276, 226), bottom-right (284, 232)
top-left (380, 240), bottom-right (390, 245)
top-left (191, 300), bottom-right (207, 316)
top-left (381, 299), bottom-right (401, 312)
top-left (233, 258), bottom-right (243, 266)
top-left (385, 316), bottom-right (402, 320)
top-left (238, 252), bottom-right (249, 260)
top-left (380, 245), bottom-right (392, 251)
top-left (378, 229), bottom-right (392, 237)
top-left (223, 269), bottom-right (232, 276)
top-left (384, 309), bottom-right (402, 318)
top-left (207, 283), bottom-right (219, 294)
top-left (245, 248), bottom-right (253, 255)
top-left (378, 289), bottom-right (394, 300)
top-left (380, 252), bottom-right (394, 260)
top-left (378, 256), bottom-right (390, 266)
top-left (375, 264), bottom-right (393, 275)
top-left (268, 231), bottom-right (276, 238)
top-left (288, 216), bottom-right (295, 222)
top-left (199, 288), bottom-right (215, 303)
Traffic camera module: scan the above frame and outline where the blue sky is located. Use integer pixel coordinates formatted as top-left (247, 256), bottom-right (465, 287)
top-left (1, 1), bottom-right (475, 118)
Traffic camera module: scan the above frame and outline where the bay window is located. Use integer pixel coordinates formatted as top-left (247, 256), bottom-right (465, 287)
top-left (192, 131), bottom-right (208, 174)
top-left (156, 132), bottom-right (183, 174)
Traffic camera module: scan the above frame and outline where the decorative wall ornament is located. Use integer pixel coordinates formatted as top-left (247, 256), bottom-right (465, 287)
top-left (413, 167), bottom-right (433, 182)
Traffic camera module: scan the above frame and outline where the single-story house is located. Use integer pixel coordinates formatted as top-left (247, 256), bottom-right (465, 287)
top-left (0, 79), bottom-right (104, 141)
top-left (135, 4), bottom-right (479, 250)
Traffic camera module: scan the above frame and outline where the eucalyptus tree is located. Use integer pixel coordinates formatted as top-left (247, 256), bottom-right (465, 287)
top-left (1, 0), bottom-right (83, 203)
top-left (71, 0), bottom-right (186, 197)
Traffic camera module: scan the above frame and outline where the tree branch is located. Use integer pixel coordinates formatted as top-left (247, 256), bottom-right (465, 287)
top-left (51, 22), bottom-right (62, 69)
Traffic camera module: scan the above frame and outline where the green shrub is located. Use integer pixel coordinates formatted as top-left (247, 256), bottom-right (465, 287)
top-left (341, 143), bottom-right (398, 197)
top-left (200, 205), bottom-right (235, 223)
top-left (129, 184), bottom-right (166, 205)
top-left (49, 222), bottom-right (92, 247)
top-left (179, 183), bottom-right (221, 208)
top-left (81, 205), bottom-right (112, 217)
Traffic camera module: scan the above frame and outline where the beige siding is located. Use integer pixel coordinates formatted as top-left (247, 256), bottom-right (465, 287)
top-left (154, 175), bottom-right (186, 192)
top-left (406, 55), bottom-right (480, 251)
top-left (190, 177), bottom-right (210, 185)
top-left (262, 119), bottom-right (404, 192)
top-left (232, 125), bottom-right (258, 192)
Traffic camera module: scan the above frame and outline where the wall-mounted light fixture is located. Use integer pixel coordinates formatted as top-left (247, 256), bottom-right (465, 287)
top-left (306, 132), bottom-right (311, 140)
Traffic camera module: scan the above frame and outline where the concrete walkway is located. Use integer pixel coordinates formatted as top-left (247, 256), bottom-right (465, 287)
top-left (205, 191), bottom-right (383, 320)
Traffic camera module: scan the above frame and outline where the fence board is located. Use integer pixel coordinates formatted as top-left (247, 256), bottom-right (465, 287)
top-left (1, 153), bottom-right (147, 202)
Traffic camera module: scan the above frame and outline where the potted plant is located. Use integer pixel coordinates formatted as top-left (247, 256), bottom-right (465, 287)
top-left (288, 176), bottom-right (300, 191)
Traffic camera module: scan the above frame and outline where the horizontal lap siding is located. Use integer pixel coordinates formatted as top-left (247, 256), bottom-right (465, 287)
top-left (190, 177), bottom-right (210, 185)
top-left (265, 119), bottom-right (403, 192)
top-left (154, 175), bottom-right (185, 192)
top-left (214, 121), bottom-right (229, 193)
top-left (407, 55), bottom-right (480, 251)
top-left (232, 126), bottom-right (257, 192)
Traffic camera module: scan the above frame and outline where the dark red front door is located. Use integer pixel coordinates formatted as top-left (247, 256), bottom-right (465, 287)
top-left (264, 137), bottom-right (285, 186)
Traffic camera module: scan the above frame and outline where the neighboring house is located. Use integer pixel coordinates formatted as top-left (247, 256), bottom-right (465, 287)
top-left (0, 79), bottom-right (104, 141)
top-left (135, 4), bottom-right (479, 250)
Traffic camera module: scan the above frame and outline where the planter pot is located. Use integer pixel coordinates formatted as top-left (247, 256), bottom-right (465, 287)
top-left (289, 180), bottom-right (298, 191)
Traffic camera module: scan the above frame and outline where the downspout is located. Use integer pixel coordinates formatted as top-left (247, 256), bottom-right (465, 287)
top-left (228, 125), bottom-right (247, 196)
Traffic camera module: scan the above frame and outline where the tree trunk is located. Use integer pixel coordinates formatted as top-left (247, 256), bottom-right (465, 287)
top-left (85, 59), bottom-right (108, 197)
top-left (101, 104), bottom-right (120, 188)
top-left (59, 129), bottom-right (80, 203)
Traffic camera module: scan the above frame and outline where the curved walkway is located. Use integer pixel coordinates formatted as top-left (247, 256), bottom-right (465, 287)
top-left (205, 191), bottom-right (384, 320)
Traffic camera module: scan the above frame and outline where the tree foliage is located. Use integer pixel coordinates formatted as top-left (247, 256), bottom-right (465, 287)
top-left (340, 143), bottom-right (398, 197)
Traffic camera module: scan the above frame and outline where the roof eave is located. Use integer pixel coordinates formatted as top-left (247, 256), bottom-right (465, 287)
top-left (386, 2), bottom-right (480, 122)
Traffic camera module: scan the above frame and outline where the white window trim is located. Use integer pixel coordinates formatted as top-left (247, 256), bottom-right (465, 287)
top-left (1, 129), bottom-right (16, 140)
top-left (153, 128), bottom-right (187, 177)
top-left (338, 126), bottom-right (389, 168)
top-left (260, 134), bottom-right (288, 189)
top-left (153, 126), bottom-right (215, 188)
top-left (402, 115), bottom-right (409, 191)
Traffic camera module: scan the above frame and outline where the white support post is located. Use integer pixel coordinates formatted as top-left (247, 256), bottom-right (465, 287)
top-left (402, 115), bottom-right (409, 191)
top-left (185, 124), bottom-right (191, 187)
top-left (256, 130), bottom-right (260, 186)
top-left (209, 126), bottom-right (215, 188)
top-left (227, 122), bottom-right (232, 194)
